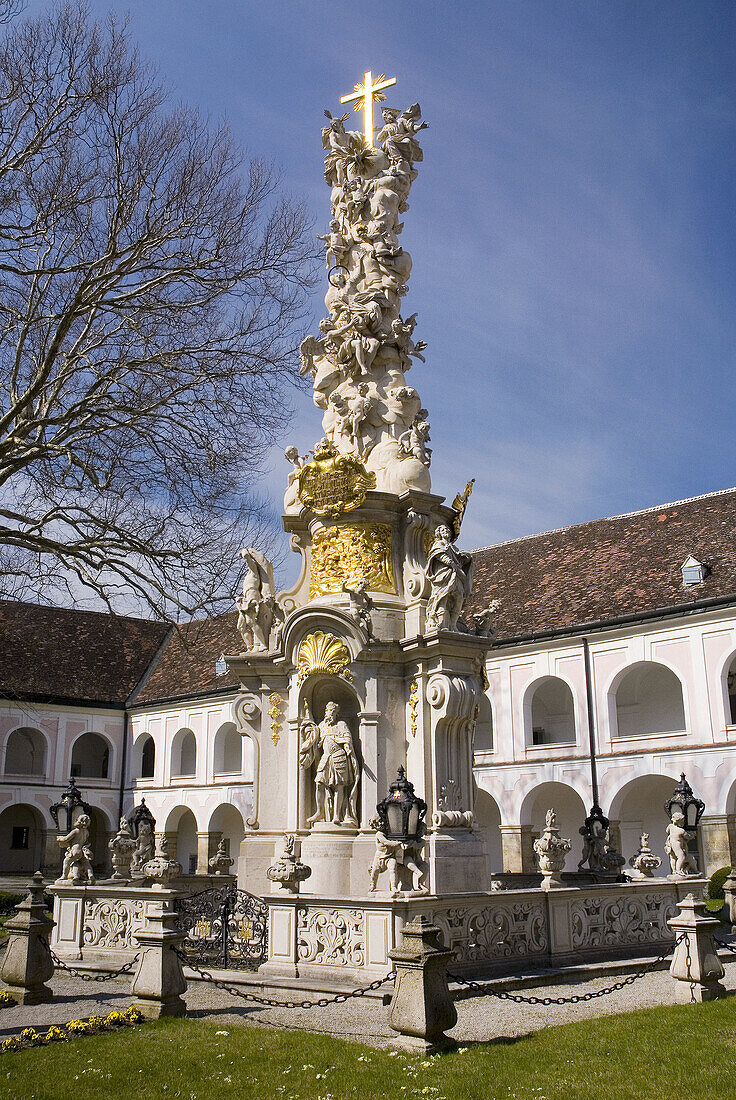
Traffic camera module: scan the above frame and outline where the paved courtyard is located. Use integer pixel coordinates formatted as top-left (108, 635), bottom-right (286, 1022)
top-left (3, 953), bottom-right (736, 1048)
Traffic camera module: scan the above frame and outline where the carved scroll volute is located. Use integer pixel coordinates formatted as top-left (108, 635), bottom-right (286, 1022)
top-left (403, 509), bottom-right (432, 600)
top-left (427, 673), bottom-right (478, 734)
top-left (427, 673), bottom-right (480, 821)
top-left (233, 693), bottom-right (262, 829)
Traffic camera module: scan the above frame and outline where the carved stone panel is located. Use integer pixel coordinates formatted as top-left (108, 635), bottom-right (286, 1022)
top-left (570, 893), bottom-right (677, 950)
top-left (297, 906), bottom-right (365, 966)
top-left (429, 901), bottom-right (548, 965)
top-left (310, 523), bottom-right (395, 598)
top-left (82, 897), bottom-right (147, 950)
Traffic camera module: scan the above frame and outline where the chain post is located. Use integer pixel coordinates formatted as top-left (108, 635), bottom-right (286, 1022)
top-left (669, 892), bottom-right (726, 1003)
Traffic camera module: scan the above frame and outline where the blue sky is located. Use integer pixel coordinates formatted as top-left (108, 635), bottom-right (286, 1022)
top-left (25, 0), bottom-right (736, 560)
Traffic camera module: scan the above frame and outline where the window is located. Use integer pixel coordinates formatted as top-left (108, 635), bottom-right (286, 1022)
top-left (11, 826), bottom-right (29, 850)
top-left (528, 678), bottom-right (576, 746)
top-left (681, 556), bottom-right (706, 587)
top-left (613, 663), bottom-right (686, 738)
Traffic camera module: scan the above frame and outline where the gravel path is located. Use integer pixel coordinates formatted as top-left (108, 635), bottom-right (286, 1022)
top-left (3, 955), bottom-right (736, 1049)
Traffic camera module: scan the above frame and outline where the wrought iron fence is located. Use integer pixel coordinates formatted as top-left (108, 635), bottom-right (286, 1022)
top-left (175, 885), bottom-right (268, 970)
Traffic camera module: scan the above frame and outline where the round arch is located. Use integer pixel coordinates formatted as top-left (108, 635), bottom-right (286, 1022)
top-left (213, 722), bottom-right (242, 776)
top-left (0, 802), bottom-right (45, 874)
top-left (3, 726), bottom-right (49, 776)
top-left (70, 732), bottom-right (111, 779)
top-left (164, 805), bottom-right (199, 874)
top-left (170, 728), bottom-right (196, 779)
top-left (473, 693), bottom-right (494, 755)
top-left (474, 785), bottom-right (502, 875)
top-left (721, 649), bottom-right (736, 728)
top-left (208, 803), bottom-right (246, 875)
top-left (609, 661), bottom-right (686, 739)
top-left (520, 781), bottom-right (587, 869)
top-left (133, 733), bottom-right (155, 780)
top-left (608, 772), bottom-right (681, 872)
top-left (523, 676), bottom-right (577, 747)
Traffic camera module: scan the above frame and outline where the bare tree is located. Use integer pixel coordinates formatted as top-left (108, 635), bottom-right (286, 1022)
top-left (0, 4), bottom-right (316, 618)
top-left (0, 1), bottom-right (26, 25)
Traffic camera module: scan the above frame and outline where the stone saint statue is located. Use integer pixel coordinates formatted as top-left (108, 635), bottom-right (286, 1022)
top-left (299, 701), bottom-right (359, 828)
top-left (665, 811), bottom-right (698, 877)
top-left (235, 547), bottom-right (277, 652)
top-left (425, 523), bottom-right (473, 631)
top-left (56, 813), bottom-right (95, 885)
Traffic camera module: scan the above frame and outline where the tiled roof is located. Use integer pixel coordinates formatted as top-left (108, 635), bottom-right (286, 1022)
top-left (131, 611), bottom-right (242, 705)
top-left (467, 487), bottom-right (736, 641)
top-left (0, 601), bottom-right (170, 706)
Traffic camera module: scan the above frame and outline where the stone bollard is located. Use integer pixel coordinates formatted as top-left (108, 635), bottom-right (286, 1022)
top-left (388, 914), bottom-right (457, 1053)
top-left (130, 897), bottom-right (187, 1018)
top-left (669, 892), bottom-right (726, 1003)
top-left (722, 870), bottom-right (736, 925)
top-left (0, 872), bottom-right (55, 1004)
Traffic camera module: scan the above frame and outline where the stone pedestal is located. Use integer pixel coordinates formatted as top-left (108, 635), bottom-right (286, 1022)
top-left (388, 914), bottom-right (457, 1053)
top-left (500, 825), bottom-right (535, 873)
top-left (669, 892), bottom-right (726, 1002)
top-left (427, 830), bottom-right (489, 893)
top-left (131, 892), bottom-right (187, 1018)
top-left (699, 816), bottom-right (736, 877)
top-left (300, 827), bottom-right (358, 896)
top-left (0, 872), bottom-right (55, 1004)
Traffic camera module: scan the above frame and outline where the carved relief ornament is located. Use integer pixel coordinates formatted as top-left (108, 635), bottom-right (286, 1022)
top-left (297, 440), bottom-right (376, 517)
top-left (297, 631), bottom-right (353, 684)
top-left (310, 522), bottom-right (395, 598)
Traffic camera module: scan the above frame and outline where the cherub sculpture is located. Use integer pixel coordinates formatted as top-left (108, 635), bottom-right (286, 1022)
top-left (665, 811), bottom-right (698, 876)
top-left (368, 816), bottom-right (428, 897)
top-left (56, 813), bottom-right (95, 885)
top-left (342, 577), bottom-right (373, 636)
top-left (235, 547), bottom-right (277, 652)
top-left (398, 412), bottom-right (432, 466)
top-left (130, 820), bottom-right (155, 876)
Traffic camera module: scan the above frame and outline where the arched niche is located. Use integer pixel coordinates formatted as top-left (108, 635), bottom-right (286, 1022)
top-left (70, 732), bottom-right (110, 779)
top-left (609, 773), bottom-right (680, 873)
top-left (612, 662), bottom-right (686, 738)
top-left (520, 781), bottom-right (587, 869)
top-left (0, 803), bottom-right (45, 874)
top-left (725, 652), bottom-right (736, 726)
top-left (208, 803), bottom-right (246, 873)
top-left (86, 806), bottom-right (112, 875)
top-left (171, 728), bottom-right (196, 778)
top-left (165, 805), bottom-right (199, 874)
top-left (213, 722), bottom-right (242, 776)
top-left (473, 694), bottom-right (494, 754)
top-left (134, 734), bottom-right (155, 780)
top-left (526, 677), bottom-right (576, 746)
top-left (474, 786), bottom-right (502, 876)
top-left (4, 727), bottom-right (47, 776)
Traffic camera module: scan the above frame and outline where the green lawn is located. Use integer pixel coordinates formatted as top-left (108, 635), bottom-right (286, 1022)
top-left (3, 997), bottom-right (736, 1100)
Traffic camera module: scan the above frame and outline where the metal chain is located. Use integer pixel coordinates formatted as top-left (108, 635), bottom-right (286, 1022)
top-left (172, 947), bottom-right (393, 1008)
top-left (684, 930), bottom-right (695, 1003)
top-left (448, 934), bottom-right (685, 1005)
top-left (45, 940), bottom-right (140, 983)
top-left (713, 936), bottom-right (736, 953)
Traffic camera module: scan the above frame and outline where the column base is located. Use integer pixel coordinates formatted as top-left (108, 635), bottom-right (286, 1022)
top-left (675, 980), bottom-right (726, 1003)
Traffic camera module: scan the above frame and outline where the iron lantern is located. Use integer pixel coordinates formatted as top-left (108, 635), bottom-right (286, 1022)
top-left (376, 766), bottom-right (427, 842)
top-left (665, 773), bottom-right (705, 829)
top-left (582, 803), bottom-right (610, 839)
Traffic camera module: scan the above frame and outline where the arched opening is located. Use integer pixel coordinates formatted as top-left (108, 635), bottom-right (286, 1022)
top-left (527, 678), bottom-right (576, 746)
top-left (165, 806), bottom-right (198, 875)
top-left (473, 786), bottom-right (502, 876)
top-left (70, 732), bottom-right (110, 779)
top-left (521, 781), bottom-right (588, 871)
top-left (4, 727), bottom-right (47, 776)
top-left (726, 654), bottom-right (736, 725)
top-left (473, 694), bottom-right (493, 755)
top-left (208, 804), bottom-right (246, 877)
top-left (134, 734), bottom-right (155, 780)
top-left (609, 774), bottom-right (680, 873)
top-left (613, 662), bottom-right (686, 738)
top-left (0, 803), bottom-right (45, 874)
top-left (86, 807), bottom-right (112, 875)
top-left (213, 722), bottom-right (242, 776)
top-left (171, 729), bottom-right (196, 779)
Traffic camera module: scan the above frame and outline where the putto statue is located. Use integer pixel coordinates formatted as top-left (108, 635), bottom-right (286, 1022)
top-left (665, 811), bottom-right (699, 877)
top-left (235, 547), bottom-right (278, 653)
top-left (425, 524), bottom-right (473, 632)
top-left (368, 816), bottom-right (428, 897)
top-left (298, 93), bottom-right (432, 499)
top-left (578, 803), bottom-right (625, 879)
top-left (130, 820), bottom-right (155, 878)
top-left (56, 813), bottom-right (95, 885)
top-left (299, 700), bottom-right (360, 828)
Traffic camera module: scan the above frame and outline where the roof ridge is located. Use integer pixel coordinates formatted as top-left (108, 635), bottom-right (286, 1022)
top-left (0, 598), bottom-right (165, 627)
top-left (471, 485), bottom-right (736, 554)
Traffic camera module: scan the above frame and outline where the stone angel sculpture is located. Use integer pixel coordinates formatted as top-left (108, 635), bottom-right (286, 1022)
top-left (299, 700), bottom-right (360, 828)
top-left (56, 813), bottom-right (95, 885)
top-left (425, 523), bottom-right (473, 631)
top-left (665, 811), bottom-right (699, 877)
top-left (377, 103), bottom-right (427, 168)
top-left (235, 548), bottom-right (278, 653)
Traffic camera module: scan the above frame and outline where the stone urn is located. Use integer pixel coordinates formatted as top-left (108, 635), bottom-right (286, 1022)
top-left (628, 832), bottom-right (663, 879)
top-left (208, 838), bottom-right (235, 877)
top-left (266, 834), bottom-right (312, 894)
top-left (533, 809), bottom-right (571, 890)
top-left (142, 835), bottom-right (182, 889)
top-left (108, 817), bottom-right (137, 882)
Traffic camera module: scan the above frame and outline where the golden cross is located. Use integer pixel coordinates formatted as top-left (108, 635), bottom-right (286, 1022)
top-left (340, 70), bottom-right (397, 147)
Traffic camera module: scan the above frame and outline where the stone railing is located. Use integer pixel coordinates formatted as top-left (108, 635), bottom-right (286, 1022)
top-left (262, 878), bottom-right (707, 983)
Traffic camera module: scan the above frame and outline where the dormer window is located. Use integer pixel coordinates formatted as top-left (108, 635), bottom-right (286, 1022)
top-left (215, 653), bottom-right (228, 676)
top-left (681, 555), bottom-right (706, 587)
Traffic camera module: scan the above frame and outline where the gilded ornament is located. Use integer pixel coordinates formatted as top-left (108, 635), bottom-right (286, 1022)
top-left (310, 522), bottom-right (395, 598)
top-left (268, 692), bottom-right (284, 747)
top-left (451, 478), bottom-right (475, 540)
top-left (408, 679), bottom-right (419, 738)
top-left (297, 439), bottom-right (376, 517)
top-left (297, 631), bottom-right (353, 684)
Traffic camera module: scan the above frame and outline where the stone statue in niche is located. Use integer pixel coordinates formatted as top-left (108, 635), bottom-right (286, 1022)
top-left (665, 812), bottom-right (699, 877)
top-left (425, 523), bottom-right (473, 632)
top-left (130, 820), bottom-right (155, 877)
top-left (56, 813), bottom-right (95, 885)
top-left (299, 700), bottom-right (359, 828)
top-left (367, 816), bottom-right (428, 897)
top-left (235, 547), bottom-right (277, 652)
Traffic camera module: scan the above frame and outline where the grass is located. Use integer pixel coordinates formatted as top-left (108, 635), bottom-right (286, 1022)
top-left (4, 996), bottom-right (736, 1100)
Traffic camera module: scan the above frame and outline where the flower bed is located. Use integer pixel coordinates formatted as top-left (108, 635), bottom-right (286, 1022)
top-left (0, 1004), bottom-right (143, 1053)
